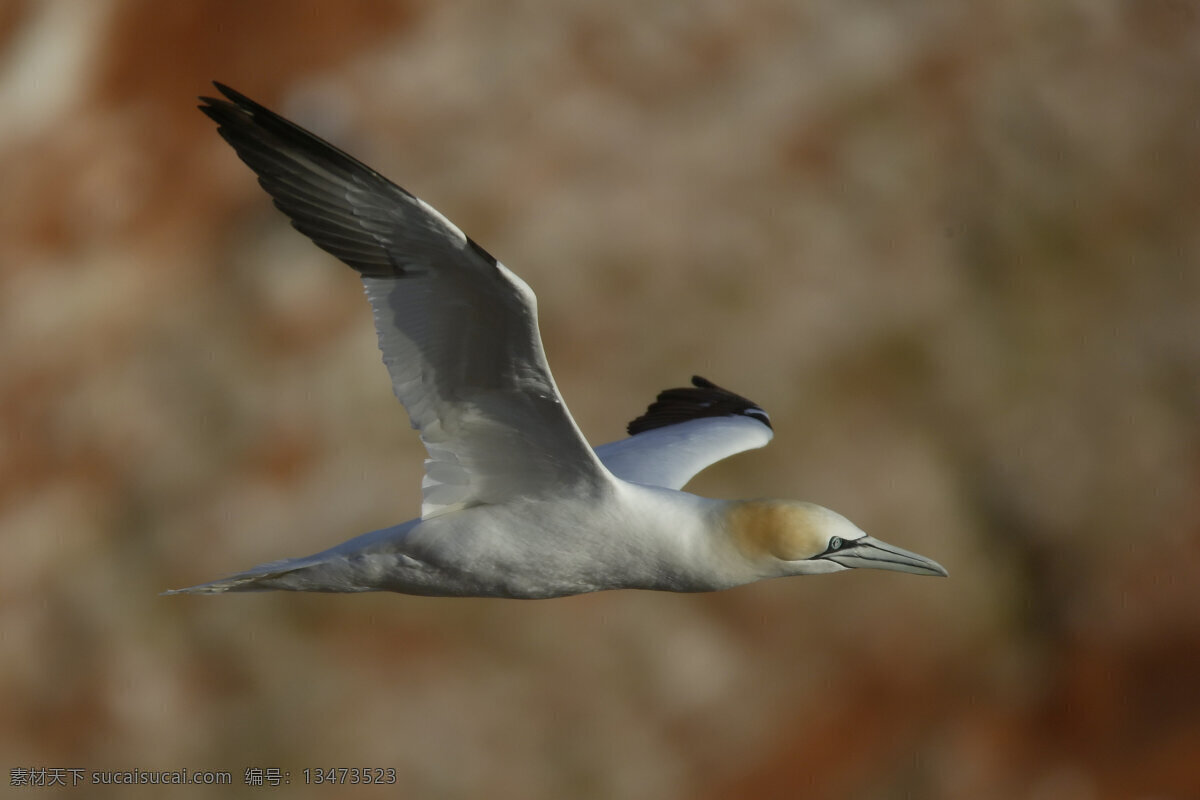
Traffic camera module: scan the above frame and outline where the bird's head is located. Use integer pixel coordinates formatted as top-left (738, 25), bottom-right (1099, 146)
top-left (724, 499), bottom-right (947, 578)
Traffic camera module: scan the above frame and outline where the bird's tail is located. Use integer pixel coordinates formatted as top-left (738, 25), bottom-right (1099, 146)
top-left (161, 555), bottom-right (338, 595)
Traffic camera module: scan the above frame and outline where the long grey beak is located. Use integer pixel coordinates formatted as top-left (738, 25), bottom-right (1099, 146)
top-left (824, 535), bottom-right (948, 577)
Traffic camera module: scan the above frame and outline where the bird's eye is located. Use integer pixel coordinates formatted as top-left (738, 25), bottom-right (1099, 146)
top-left (829, 536), bottom-right (843, 551)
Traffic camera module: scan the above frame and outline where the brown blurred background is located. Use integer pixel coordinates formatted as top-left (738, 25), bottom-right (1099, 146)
top-left (2, 1), bottom-right (1199, 798)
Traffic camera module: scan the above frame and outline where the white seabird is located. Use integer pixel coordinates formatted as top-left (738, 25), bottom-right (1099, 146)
top-left (167, 83), bottom-right (946, 599)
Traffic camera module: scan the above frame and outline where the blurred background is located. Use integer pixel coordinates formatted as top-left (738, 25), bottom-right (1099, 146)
top-left (2, 1), bottom-right (1199, 798)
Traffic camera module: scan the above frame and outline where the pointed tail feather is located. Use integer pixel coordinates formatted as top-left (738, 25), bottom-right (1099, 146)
top-left (162, 563), bottom-right (308, 595)
top-left (161, 555), bottom-right (340, 595)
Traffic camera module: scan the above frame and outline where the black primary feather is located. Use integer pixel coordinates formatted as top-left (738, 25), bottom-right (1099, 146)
top-left (198, 82), bottom-right (498, 278)
top-left (627, 376), bottom-right (772, 435)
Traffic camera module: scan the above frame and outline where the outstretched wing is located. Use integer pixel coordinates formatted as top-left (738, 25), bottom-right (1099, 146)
top-left (201, 83), bottom-right (611, 517)
top-left (594, 376), bottom-right (774, 489)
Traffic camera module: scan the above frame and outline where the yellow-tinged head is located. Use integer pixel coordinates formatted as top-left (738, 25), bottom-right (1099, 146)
top-left (724, 500), bottom-right (947, 577)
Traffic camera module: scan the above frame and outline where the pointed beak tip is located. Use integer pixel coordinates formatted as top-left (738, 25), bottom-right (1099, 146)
top-left (898, 553), bottom-right (949, 578)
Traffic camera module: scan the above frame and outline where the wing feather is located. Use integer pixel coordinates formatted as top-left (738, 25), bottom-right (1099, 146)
top-left (594, 377), bottom-right (774, 489)
top-left (201, 83), bottom-right (610, 517)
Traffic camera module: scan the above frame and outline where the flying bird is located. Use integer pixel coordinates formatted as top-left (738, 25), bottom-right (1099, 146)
top-left (167, 83), bottom-right (946, 598)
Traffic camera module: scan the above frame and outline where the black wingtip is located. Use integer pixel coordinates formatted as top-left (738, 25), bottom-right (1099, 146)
top-left (199, 82), bottom-right (238, 109)
top-left (197, 80), bottom-right (478, 281)
top-left (627, 376), bottom-right (772, 435)
top-left (210, 81), bottom-right (248, 105)
top-left (199, 82), bottom-right (273, 124)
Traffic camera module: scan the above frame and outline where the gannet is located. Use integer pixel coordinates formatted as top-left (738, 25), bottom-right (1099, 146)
top-left (166, 83), bottom-right (947, 599)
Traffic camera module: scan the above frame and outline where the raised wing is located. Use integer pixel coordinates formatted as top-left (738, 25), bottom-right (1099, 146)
top-left (594, 376), bottom-right (774, 489)
top-left (201, 83), bottom-right (611, 517)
